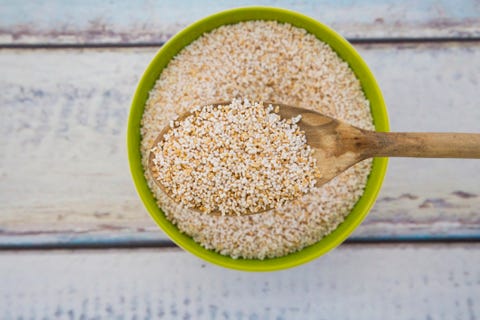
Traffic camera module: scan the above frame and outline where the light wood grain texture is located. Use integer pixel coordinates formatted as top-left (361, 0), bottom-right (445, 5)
top-left (1, 0), bottom-right (480, 45)
top-left (0, 244), bottom-right (479, 319)
top-left (0, 43), bottom-right (479, 246)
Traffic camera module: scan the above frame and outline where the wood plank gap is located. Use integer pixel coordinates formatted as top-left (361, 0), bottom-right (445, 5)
top-left (1, 236), bottom-right (479, 251)
top-left (351, 36), bottom-right (480, 44)
top-left (0, 240), bottom-right (178, 251)
top-left (1, 36), bottom-right (480, 49)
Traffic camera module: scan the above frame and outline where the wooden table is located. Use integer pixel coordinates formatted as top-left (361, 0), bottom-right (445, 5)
top-left (1, 1), bottom-right (479, 318)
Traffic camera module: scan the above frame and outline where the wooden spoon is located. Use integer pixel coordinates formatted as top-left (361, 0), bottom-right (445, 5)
top-left (149, 102), bottom-right (480, 214)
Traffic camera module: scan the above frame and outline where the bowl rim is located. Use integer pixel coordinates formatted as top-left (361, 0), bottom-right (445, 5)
top-left (128, 6), bottom-right (389, 272)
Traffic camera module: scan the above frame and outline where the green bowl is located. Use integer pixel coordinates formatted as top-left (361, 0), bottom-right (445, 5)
top-left (128, 6), bottom-right (389, 272)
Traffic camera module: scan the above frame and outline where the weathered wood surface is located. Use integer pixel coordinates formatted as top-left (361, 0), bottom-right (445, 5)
top-left (0, 43), bottom-right (479, 246)
top-left (1, 0), bottom-right (480, 45)
top-left (0, 244), bottom-right (479, 319)
top-left (1, 2), bottom-right (479, 318)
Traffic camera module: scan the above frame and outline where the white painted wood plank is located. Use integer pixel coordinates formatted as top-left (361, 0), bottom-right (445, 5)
top-left (0, 43), bottom-right (479, 246)
top-left (353, 42), bottom-right (480, 240)
top-left (0, 244), bottom-right (479, 319)
top-left (1, 0), bottom-right (480, 45)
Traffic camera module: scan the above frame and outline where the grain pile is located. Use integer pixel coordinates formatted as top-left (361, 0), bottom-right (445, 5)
top-left (150, 99), bottom-right (320, 216)
top-left (141, 21), bottom-right (374, 259)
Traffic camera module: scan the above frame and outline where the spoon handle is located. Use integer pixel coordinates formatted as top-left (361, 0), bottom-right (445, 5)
top-left (365, 132), bottom-right (480, 159)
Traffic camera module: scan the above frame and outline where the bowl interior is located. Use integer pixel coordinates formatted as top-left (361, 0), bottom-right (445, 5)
top-left (128, 7), bottom-right (389, 272)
